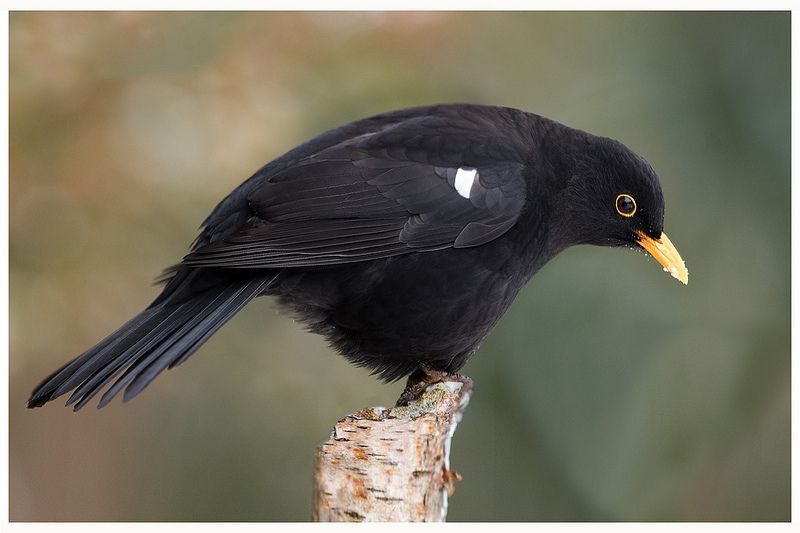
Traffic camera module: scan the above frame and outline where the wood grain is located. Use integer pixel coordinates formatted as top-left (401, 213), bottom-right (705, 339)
top-left (312, 378), bottom-right (472, 522)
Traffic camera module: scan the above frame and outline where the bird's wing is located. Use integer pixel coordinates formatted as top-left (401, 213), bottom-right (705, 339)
top-left (181, 120), bottom-right (528, 269)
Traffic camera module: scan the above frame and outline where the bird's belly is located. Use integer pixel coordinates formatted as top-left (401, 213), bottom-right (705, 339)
top-left (272, 246), bottom-right (525, 379)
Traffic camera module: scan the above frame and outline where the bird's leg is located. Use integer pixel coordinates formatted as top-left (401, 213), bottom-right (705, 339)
top-left (395, 362), bottom-right (472, 406)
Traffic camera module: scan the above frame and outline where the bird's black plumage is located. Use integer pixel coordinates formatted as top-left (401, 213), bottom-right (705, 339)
top-left (28, 103), bottom-right (685, 410)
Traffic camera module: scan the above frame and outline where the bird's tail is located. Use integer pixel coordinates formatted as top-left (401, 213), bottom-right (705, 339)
top-left (27, 269), bottom-right (278, 411)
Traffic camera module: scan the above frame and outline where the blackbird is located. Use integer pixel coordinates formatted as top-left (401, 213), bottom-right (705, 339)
top-left (28, 103), bottom-right (687, 411)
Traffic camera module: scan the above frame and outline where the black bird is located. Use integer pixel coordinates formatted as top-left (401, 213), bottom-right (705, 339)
top-left (28, 104), bottom-right (687, 411)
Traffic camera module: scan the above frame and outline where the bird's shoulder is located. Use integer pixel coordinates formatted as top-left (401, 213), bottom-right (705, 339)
top-left (183, 105), bottom-right (549, 270)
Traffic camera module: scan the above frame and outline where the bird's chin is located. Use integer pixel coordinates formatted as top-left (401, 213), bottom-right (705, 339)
top-left (592, 236), bottom-right (632, 248)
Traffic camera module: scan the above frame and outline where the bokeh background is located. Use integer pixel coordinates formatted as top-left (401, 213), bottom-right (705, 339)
top-left (10, 12), bottom-right (789, 521)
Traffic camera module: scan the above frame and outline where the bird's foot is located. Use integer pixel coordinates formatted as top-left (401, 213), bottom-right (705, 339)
top-left (395, 363), bottom-right (472, 406)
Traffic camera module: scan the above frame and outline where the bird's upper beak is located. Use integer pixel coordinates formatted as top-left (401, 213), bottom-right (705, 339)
top-left (635, 230), bottom-right (688, 285)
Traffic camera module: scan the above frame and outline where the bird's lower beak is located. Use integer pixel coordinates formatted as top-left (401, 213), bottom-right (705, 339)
top-left (635, 230), bottom-right (688, 285)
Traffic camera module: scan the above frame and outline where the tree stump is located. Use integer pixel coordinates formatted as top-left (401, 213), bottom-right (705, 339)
top-left (312, 377), bottom-right (473, 522)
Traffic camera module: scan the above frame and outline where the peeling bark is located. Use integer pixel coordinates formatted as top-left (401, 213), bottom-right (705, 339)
top-left (312, 378), bottom-right (473, 522)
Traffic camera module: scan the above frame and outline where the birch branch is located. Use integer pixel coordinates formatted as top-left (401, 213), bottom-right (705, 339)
top-left (312, 377), bottom-right (473, 522)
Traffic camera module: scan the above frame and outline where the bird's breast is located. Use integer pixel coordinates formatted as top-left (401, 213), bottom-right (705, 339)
top-left (273, 243), bottom-right (526, 361)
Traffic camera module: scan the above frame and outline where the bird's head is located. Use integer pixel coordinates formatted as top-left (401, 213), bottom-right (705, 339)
top-left (558, 136), bottom-right (688, 284)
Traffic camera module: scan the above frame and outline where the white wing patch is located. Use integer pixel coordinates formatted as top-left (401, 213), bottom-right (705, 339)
top-left (454, 168), bottom-right (477, 199)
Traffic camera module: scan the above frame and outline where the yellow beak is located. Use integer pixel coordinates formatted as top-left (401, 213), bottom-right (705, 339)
top-left (635, 230), bottom-right (688, 285)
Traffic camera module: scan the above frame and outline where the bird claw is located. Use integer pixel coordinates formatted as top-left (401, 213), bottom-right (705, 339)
top-left (395, 363), bottom-right (471, 406)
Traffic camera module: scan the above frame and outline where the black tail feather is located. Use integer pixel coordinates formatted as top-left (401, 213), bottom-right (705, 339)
top-left (28, 272), bottom-right (276, 411)
top-left (26, 309), bottom-right (160, 408)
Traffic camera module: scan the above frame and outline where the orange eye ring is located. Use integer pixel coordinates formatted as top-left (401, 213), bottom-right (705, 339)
top-left (615, 194), bottom-right (637, 217)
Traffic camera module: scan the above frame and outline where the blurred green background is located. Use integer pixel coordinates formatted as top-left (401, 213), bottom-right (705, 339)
top-left (10, 11), bottom-right (789, 521)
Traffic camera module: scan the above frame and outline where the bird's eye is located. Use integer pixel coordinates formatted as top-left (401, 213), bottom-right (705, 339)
top-left (615, 194), bottom-right (637, 217)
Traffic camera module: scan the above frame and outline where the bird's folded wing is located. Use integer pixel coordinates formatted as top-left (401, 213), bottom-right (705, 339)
top-left (181, 129), bottom-right (527, 269)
